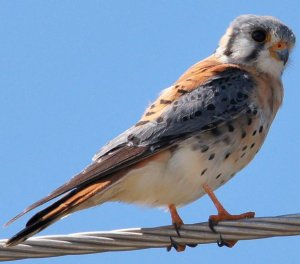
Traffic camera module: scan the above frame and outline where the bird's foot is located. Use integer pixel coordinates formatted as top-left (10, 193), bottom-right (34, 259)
top-left (203, 183), bottom-right (255, 247)
top-left (209, 211), bottom-right (255, 233)
top-left (167, 204), bottom-right (197, 252)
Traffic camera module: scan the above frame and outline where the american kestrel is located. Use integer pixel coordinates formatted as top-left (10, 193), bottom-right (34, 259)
top-left (5, 15), bottom-right (295, 249)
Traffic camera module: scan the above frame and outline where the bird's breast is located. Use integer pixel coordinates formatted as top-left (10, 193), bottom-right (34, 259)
top-left (111, 106), bottom-right (273, 208)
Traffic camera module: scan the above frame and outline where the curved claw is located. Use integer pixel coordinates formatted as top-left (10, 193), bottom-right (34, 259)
top-left (167, 236), bottom-right (186, 252)
top-left (217, 234), bottom-right (237, 248)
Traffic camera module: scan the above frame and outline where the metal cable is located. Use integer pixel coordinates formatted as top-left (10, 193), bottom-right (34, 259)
top-left (1, 214), bottom-right (300, 262)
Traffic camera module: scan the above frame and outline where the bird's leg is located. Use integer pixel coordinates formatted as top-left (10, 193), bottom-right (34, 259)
top-left (169, 204), bottom-right (184, 235)
top-left (167, 204), bottom-right (186, 252)
top-left (202, 183), bottom-right (255, 247)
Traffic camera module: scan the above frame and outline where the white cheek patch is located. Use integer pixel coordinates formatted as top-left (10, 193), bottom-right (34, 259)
top-left (257, 49), bottom-right (284, 77)
top-left (231, 38), bottom-right (256, 60)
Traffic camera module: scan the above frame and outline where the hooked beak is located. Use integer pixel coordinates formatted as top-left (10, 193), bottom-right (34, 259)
top-left (269, 42), bottom-right (290, 65)
top-left (276, 49), bottom-right (289, 65)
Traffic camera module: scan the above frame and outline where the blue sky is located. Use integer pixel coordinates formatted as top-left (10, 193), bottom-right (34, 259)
top-left (1, 1), bottom-right (300, 263)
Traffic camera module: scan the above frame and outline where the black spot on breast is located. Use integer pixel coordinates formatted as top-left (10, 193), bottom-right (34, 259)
top-left (242, 145), bottom-right (248, 151)
top-left (230, 173), bottom-right (236, 178)
top-left (241, 131), bottom-right (247, 138)
top-left (240, 153), bottom-right (246, 158)
top-left (150, 104), bottom-right (155, 109)
top-left (228, 124), bottom-right (235, 132)
top-left (201, 168), bottom-right (207, 176)
top-left (215, 92), bottom-right (220, 96)
top-left (250, 143), bottom-right (255, 149)
top-left (182, 116), bottom-right (189, 122)
top-left (173, 101), bottom-right (179, 106)
top-left (209, 153), bottom-right (215, 160)
top-left (252, 130), bottom-right (257, 136)
top-left (216, 173), bottom-right (222, 179)
top-left (201, 145), bottom-right (209, 152)
top-left (207, 104), bottom-right (216, 111)
top-left (224, 153), bottom-right (231, 159)
top-left (247, 118), bottom-right (252, 125)
top-left (259, 126), bottom-right (263, 133)
top-left (221, 97), bottom-right (228, 102)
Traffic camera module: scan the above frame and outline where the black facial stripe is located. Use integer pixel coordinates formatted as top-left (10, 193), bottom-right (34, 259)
top-left (244, 43), bottom-right (264, 62)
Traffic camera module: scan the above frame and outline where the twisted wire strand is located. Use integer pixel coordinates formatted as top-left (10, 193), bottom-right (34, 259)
top-left (1, 214), bottom-right (300, 262)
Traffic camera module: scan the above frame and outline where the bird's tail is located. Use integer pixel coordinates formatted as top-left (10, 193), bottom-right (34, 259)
top-left (5, 179), bottom-right (117, 247)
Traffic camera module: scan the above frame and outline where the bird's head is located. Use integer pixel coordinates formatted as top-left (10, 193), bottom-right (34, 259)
top-left (216, 15), bottom-right (296, 77)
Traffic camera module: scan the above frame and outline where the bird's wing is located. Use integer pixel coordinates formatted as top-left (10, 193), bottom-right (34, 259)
top-left (6, 59), bottom-right (257, 226)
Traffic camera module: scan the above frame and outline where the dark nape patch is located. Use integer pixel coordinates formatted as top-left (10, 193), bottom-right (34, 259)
top-left (135, 120), bottom-right (149, 126)
top-left (209, 153), bottom-right (215, 160)
top-left (201, 169), bottom-right (207, 176)
top-left (216, 173), bottom-right (222, 179)
top-left (160, 99), bottom-right (172, 104)
top-left (145, 111), bottom-right (155, 116)
top-left (223, 31), bottom-right (237, 57)
top-left (259, 125), bottom-right (263, 133)
top-left (252, 130), bottom-right (257, 136)
top-left (201, 145), bottom-right (209, 153)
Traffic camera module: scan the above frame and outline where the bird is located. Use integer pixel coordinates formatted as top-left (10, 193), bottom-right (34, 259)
top-left (5, 14), bottom-right (295, 250)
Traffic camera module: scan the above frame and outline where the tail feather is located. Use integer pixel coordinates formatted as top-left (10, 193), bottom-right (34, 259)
top-left (6, 178), bottom-right (120, 247)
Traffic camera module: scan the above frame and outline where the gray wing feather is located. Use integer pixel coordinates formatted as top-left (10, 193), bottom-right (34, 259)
top-left (93, 67), bottom-right (257, 160)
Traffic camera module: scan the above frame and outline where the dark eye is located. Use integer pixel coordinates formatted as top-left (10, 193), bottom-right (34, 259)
top-left (251, 30), bottom-right (267, 42)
